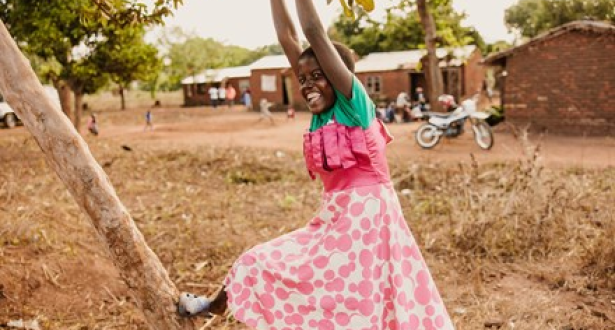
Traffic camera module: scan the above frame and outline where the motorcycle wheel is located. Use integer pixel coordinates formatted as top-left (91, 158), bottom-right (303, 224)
top-left (472, 121), bottom-right (494, 150)
top-left (415, 123), bottom-right (441, 149)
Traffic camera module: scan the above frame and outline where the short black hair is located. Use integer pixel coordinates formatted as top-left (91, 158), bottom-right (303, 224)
top-left (299, 42), bottom-right (355, 73)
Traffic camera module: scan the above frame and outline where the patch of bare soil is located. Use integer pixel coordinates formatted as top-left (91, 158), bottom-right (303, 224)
top-left (1, 106), bottom-right (614, 330)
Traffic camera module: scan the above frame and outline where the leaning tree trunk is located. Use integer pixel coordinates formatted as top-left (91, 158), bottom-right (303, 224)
top-left (417, 0), bottom-right (444, 112)
top-left (0, 19), bottom-right (195, 330)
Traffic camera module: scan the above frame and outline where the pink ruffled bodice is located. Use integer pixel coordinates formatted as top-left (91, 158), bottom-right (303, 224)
top-left (303, 120), bottom-right (393, 192)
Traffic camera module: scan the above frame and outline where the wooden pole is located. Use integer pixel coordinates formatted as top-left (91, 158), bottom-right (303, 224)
top-left (0, 19), bottom-right (194, 330)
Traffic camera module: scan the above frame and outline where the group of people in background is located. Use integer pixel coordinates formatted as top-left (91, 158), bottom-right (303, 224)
top-left (206, 83), bottom-right (254, 110)
top-left (208, 84), bottom-right (237, 109)
top-left (376, 86), bottom-right (428, 124)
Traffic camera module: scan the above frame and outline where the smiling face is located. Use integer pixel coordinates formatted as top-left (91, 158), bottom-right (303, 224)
top-left (297, 55), bottom-right (336, 115)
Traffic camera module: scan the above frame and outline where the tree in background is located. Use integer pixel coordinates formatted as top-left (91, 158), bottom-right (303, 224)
top-left (506, 0), bottom-right (615, 38)
top-left (329, 0), bottom-right (484, 56)
top-left (328, 11), bottom-right (388, 57)
top-left (0, 0), bottom-right (101, 122)
top-left (154, 27), bottom-right (287, 91)
top-left (0, 0), bottom-right (165, 127)
top-left (486, 40), bottom-right (514, 54)
top-left (66, 58), bottom-right (109, 130)
top-left (330, 0), bottom-right (482, 110)
top-left (155, 28), bottom-right (250, 90)
top-left (417, 0), bottom-right (444, 111)
top-left (251, 43), bottom-right (286, 57)
top-left (92, 26), bottom-right (161, 110)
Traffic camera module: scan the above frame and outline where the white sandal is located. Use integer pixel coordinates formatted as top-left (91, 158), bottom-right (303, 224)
top-left (177, 292), bottom-right (211, 317)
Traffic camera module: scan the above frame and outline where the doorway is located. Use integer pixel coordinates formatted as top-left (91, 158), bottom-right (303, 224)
top-left (282, 76), bottom-right (294, 106)
top-left (410, 72), bottom-right (428, 102)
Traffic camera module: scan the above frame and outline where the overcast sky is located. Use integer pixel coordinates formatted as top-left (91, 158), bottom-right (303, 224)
top-left (153, 0), bottom-right (519, 49)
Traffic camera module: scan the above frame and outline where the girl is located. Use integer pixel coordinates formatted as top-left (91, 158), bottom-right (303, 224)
top-left (178, 1), bottom-right (454, 329)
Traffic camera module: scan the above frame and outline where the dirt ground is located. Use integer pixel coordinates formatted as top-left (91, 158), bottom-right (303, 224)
top-left (1, 106), bottom-right (614, 330)
top-left (2, 106), bottom-right (614, 169)
top-left (92, 107), bottom-right (615, 168)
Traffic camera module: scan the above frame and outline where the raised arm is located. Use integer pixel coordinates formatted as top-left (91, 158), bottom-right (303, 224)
top-left (270, 0), bottom-right (303, 76)
top-left (295, 0), bottom-right (353, 99)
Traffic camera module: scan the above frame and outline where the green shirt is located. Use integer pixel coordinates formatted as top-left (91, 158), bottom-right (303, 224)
top-left (309, 75), bottom-right (375, 132)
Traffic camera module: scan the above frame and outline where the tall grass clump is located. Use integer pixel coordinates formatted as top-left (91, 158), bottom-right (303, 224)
top-left (583, 211), bottom-right (615, 289)
top-left (392, 132), bottom-right (614, 266)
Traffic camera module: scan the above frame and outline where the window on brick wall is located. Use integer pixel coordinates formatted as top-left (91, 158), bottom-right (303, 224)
top-left (366, 76), bottom-right (382, 94)
top-left (196, 83), bottom-right (207, 95)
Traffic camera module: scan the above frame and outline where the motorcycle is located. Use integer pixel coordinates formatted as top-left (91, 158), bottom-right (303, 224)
top-left (413, 95), bottom-right (494, 150)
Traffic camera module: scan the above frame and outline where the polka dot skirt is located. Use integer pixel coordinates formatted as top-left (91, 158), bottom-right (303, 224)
top-left (224, 183), bottom-right (454, 330)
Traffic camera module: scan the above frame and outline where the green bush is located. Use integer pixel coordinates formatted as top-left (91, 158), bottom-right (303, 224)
top-left (485, 105), bottom-right (505, 127)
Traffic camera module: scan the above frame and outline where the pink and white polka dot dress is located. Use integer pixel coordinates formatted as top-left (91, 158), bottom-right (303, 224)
top-left (224, 120), bottom-right (454, 330)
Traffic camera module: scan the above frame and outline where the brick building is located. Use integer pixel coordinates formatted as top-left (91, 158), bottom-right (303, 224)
top-left (248, 55), bottom-right (303, 111)
top-left (483, 21), bottom-right (615, 135)
top-left (182, 46), bottom-right (485, 111)
top-left (182, 56), bottom-right (302, 110)
top-left (182, 66), bottom-right (251, 106)
top-left (354, 46), bottom-right (484, 104)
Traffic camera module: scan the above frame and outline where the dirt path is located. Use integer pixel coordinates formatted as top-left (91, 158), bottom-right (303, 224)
top-left (87, 109), bottom-right (615, 168)
top-left (3, 107), bottom-right (613, 167)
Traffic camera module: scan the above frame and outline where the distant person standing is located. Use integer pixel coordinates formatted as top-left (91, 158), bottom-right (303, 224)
top-left (242, 88), bottom-right (252, 110)
top-left (217, 85), bottom-right (226, 108)
top-left (226, 84), bottom-right (237, 109)
top-left (87, 114), bottom-right (99, 136)
top-left (258, 98), bottom-right (275, 125)
top-left (208, 85), bottom-right (219, 108)
top-left (144, 110), bottom-right (154, 131)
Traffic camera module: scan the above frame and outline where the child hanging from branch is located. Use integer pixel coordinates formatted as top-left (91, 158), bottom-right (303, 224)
top-left (178, 1), bottom-right (454, 329)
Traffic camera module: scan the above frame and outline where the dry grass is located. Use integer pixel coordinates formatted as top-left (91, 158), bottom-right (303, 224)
top-left (584, 217), bottom-right (615, 290)
top-left (391, 135), bottom-right (614, 264)
top-left (83, 90), bottom-right (184, 113)
top-left (0, 130), bottom-right (614, 329)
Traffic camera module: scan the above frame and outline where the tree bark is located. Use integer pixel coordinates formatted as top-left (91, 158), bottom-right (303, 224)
top-left (52, 78), bottom-right (74, 122)
top-left (0, 19), bottom-right (195, 330)
top-left (74, 88), bottom-right (83, 133)
top-left (417, 0), bottom-right (444, 111)
top-left (120, 84), bottom-right (126, 110)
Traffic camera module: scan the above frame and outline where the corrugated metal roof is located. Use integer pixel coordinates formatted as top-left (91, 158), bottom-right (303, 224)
top-left (182, 46), bottom-right (479, 84)
top-left (355, 45), bottom-right (477, 73)
top-left (248, 55), bottom-right (290, 70)
top-left (484, 20), bottom-right (615, 65)
top-left (182, 55), bottom-right (291, 85)
top-left (181, 65), bottom-right (252, 85)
